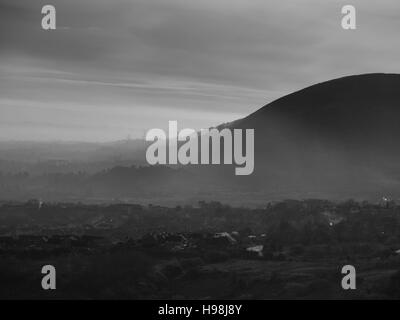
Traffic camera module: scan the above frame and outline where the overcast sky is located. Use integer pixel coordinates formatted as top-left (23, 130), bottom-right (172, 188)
top-left (1, 0), bottom-right (400, 141)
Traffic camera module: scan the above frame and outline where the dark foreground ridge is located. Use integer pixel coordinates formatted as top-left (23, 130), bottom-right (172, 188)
top-left (1, 198), bottom-right (400, 299)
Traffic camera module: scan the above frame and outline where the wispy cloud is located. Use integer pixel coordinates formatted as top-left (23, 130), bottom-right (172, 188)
top-left (1, 0), bottom-right (400, 140)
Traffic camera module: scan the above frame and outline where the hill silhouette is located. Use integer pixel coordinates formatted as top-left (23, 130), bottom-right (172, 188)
top-left (224, 73), bottom-right (400, 200)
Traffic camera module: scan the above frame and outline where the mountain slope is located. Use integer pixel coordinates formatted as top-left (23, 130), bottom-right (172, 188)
top-left (227, 73), bottom-right (400, 199)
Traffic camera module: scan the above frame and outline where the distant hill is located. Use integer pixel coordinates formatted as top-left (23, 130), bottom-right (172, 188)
top-left (3, 73), bottom-right (400, 205)
top-left (0, 139), bottom-right (148, 174)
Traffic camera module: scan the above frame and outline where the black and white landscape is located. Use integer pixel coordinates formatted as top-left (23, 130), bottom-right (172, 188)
top-left (2, 0), bottom-right (400, 300)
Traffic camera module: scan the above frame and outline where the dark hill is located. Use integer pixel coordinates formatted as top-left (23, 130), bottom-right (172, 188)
top-left (226, 73), bottom-right (400, 200)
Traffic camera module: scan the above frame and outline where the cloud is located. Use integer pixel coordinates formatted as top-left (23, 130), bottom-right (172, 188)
top-left (1, 0), bottom-right (400, 140)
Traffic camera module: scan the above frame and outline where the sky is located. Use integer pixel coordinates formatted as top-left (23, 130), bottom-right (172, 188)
top-left (1, 0), bottom-right (400, 141)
